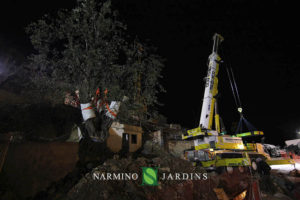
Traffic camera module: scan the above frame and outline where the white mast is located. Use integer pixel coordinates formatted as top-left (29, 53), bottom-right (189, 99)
top-left (199, 33), bottom-right (224, 130)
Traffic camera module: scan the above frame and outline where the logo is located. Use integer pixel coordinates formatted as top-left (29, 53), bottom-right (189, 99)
top-left (92, 167), bottom-right (208, 186)
top-left (141, 167), bottom-right (159, 186)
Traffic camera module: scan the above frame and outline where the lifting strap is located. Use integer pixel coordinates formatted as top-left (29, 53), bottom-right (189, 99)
top-left (95, 88), bottom-right (118, 118)
top-left (220, 40), bottom-right (258, 134)
top-left (226, 67), bottom-right (256, 133)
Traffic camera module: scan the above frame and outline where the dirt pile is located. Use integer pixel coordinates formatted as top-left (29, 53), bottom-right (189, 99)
top-left (31, 150), bottom-right (222, 200)
top-left (65, 158), bottom-right (300, 200)
top-left (0, 141), bottom-right (79, 199)
top-left (19, 148), bottom-right (300, 200)
top-left (34, 149), bottom-right (259, 200)
top-left (67, 153), bottom-right (217, 200)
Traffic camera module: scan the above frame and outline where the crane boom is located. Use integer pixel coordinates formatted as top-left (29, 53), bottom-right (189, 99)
top-left (199, 33), bottom-right (224, 131)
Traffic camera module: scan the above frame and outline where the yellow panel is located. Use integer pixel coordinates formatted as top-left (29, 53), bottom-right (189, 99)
top-left (215, 114), bottom-right (220, 134)
top-left (208, 98), bottom-right (215, 130)
top-left (267, 158), bottom-right (295, 165)
top-left (195, 144), bottom-right (210, 150)
top-left (216, 143), bottom-right (245, 150)
top-left (187, 127), bottom-right (201, 135)
top-left (246, 143), bottom-right (257, 151)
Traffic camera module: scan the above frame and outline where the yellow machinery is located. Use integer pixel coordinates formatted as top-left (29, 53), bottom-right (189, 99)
top-left (182, 33), bottom-right (251, 171)
top-left (182, 34), bottom-right (294, 172)
top-left (242, 141), bottom-right (294, 166)
top-left (182, 33), bottom-right (224, 140)
top-left (233, 132), bottom-right (295, 167)
top-left (183, 134), bottom-right (251, 172)
top-left (185, 149), bottom-right (250, 173)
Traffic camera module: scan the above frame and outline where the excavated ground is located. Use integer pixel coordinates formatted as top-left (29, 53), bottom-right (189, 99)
top-left (0, 141), bottom-right (79, 199)
top-left (1, 90), bottom-right (300, 200)
top-left (1, 140), bottom-right (300, 200)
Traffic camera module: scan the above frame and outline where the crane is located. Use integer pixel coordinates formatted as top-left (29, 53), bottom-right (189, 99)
top-left (182, 33), bottom-right (225, 139)
top-left (182, 34), bottom-right (250, 173)
top-left (199, 33), bottom-right (223, 133)
top-left (182, 33), bottom-right (294, 173)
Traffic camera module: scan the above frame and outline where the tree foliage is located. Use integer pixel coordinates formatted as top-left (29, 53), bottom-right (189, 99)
top-left (26, 0), bottom-right (164, 120)
top-left (0, 37), bottom-right (24, 87)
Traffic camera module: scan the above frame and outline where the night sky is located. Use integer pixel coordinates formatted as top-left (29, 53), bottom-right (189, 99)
top-left (1, 0), bottom-right (299, 146)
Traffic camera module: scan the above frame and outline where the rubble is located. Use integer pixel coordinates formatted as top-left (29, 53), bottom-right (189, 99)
top-left (30, 147), bottom-right (215, 200)
top-left (28, 146), bottom-right (270, 200)
top-left (66, 154), bottom-right (215, 200)
top-left (2, 113), bottom-right (300, 200)
top-left (66, 156), bottom-right (300, 200)
top-left (2, 137), bottom-right (300, 200)
top-left (289, 169), bottom-right (300, 177)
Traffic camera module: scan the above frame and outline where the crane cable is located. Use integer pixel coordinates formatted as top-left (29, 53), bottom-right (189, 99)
top-left (221, 45), bottom-right (257, 133)
top-left (226, 64), bottom-right (257, 132)
top-left (230, 67), bottom-right (242, 108)
top-left (226, 66), bottom-right (245, 133)
top-left (226, 67), bottom-right (239, 109)
top-left (221, 46), bottom-right (241, 110)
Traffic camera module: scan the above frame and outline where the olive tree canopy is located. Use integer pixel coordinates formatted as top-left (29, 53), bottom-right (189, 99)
top-left (26, 0), bottom-right (165, 122)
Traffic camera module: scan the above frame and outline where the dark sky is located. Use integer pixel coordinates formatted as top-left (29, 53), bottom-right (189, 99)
top-left (1, 0), bottom-right (299, 145)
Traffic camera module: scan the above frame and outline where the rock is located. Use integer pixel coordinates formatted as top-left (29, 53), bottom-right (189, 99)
top-left (289, 169), bottom-right (300, 177)
top-left (66, 126), bottom-right (82, 142)
top-left (63, 153), bottom-right (224, 200)
top-left (86, 162), bottom-right (94, 170)
top-left (273, 193), bottom-right (293, 200)
top-left (259, 175), bottom-right (278, 194)
top-left (160, 167), bottom-right (170, 172)
top-left (271, 175), bottom-right (295, 194)
top-left (167, 140), bottom-right (193, 158)
top-left (142, 140), bottom-right (164, 155)
top-left (30, 147), bottom-right (300, 200)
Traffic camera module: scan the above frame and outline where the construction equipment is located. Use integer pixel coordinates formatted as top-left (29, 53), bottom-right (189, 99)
top-left (182, 33), bottom-right (251, 172)
top-left (221, 43), bottom-right (294, 168)
top-left (232, 130), bottom-right (295, 166)
top-left (182, 33), bottom-right (224, 140)
top-left (199, 33), bottom-right (223, 133)
top-left (245, 142), bottom-right (295, 167)
top-left (284, 139), bottom-right (300, 163)
top-left (185, 149), bottom-right (250, 172)
top-left (182, 33), bottom-right (294, 172)
top-left (231, 124), bottom-right (294, 166)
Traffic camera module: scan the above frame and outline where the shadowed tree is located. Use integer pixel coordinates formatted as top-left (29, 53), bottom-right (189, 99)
top-left (26, 0), bottom-right (165, 141)
top-left (0, 37), bottom-right (25, 87)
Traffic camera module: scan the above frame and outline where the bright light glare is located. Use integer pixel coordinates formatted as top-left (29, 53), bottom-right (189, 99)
top-left (271, 163), bottom-right (300, 172)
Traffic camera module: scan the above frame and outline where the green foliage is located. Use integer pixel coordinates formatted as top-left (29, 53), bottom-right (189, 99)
top-left (26, 0), bottom-right (164, 119)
